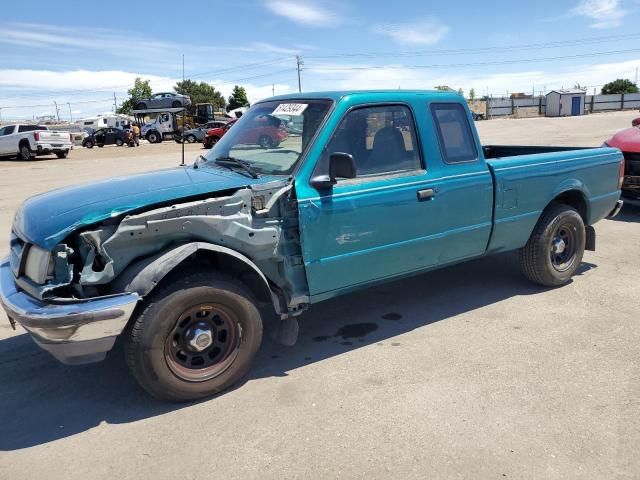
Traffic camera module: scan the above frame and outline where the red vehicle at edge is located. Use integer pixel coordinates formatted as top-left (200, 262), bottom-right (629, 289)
top-left (203, 115), bottom-right (287, 149)
top-left (605, 117), bottom-right (640, 206)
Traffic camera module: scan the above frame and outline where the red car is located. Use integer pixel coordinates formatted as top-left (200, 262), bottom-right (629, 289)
top-left (203, 115), bottom-right (287, 149)
top-left (605, 118), bottom-right (640, 206)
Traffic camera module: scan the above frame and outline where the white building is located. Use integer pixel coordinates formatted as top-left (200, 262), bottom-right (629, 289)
top-left (545, 89), bottom-right (586, 117)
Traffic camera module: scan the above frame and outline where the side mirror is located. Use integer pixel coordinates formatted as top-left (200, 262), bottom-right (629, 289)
top-left (310, 152), bottom-right (357, 190)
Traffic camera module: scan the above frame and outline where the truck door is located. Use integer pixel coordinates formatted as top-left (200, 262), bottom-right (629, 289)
top-left (0, 125), bottom-right (16, 155)
top-left (296, 102), bottom-right (493, 298)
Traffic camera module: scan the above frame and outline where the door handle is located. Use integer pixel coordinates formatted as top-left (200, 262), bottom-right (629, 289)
top-left (416, 188), bottom-right (435, 201)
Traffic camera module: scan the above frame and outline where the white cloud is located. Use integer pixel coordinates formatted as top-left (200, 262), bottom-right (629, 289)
top-left (264, 1), bottom-right (336, 26)
top-left (371, 19), bottom-right (449, 46)
top-left (571, 0), bottom-right (626, 28)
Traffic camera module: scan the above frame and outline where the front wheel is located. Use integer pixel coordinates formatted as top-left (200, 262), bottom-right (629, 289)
top-left (126, 271), bottom-right (263, 402)
top-left (147, 131), bottom-right (161, 144)
top-left (520, 204), bottom-right (586, 287)
top-left (115, 138), bottom-right (124, 146)
top-left (186, 134), bottom-right (196, 143)
top-left (84, 140), bottom-right (94, 149)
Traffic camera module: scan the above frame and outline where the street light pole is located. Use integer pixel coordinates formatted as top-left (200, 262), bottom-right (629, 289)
top-left (296, 55), bottom-right (304, 93)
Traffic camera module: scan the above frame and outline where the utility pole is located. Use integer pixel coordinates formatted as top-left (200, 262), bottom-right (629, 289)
top-left (296, 55), bottom-right (304, 93)
top-left (54, 101), bottom-right (60, 122)
top-left (67, 103), bottom-right (73, 122)
top-left (113, 92), bottom-right (118, 112)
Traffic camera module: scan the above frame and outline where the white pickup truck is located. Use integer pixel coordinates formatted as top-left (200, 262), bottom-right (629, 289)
top-left (0, 124), bottom-right (73, 160)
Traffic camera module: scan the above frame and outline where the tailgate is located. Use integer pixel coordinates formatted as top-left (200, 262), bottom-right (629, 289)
top-left (37, 130), bottom-right (71, 144)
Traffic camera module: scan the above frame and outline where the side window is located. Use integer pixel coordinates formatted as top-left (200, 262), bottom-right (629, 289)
top-left (317, 104), bottom-right (422, 179)
top-left (430, 103), bottom-right (478, 163)
top-left (18, 125), bottom-right (34, 133)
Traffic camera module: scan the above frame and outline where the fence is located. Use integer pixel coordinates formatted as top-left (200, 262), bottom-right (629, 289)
top-left (486, 93), bottom-right (640, 118)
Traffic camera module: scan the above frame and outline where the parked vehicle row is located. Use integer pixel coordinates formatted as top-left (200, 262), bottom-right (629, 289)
top-left (0, 124), bottom-right (72, 160)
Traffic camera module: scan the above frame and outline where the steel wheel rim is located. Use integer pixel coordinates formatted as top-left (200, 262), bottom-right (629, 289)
top-left (550, 222), bottom-right (577, 272)
top-left (164, 303), bottom-right (242, 382)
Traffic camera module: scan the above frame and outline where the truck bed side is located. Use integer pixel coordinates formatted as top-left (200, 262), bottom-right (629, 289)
top-left (485, 147), bottom-right (622, 253)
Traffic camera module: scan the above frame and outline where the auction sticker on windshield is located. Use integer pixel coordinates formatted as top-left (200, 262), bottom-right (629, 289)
top-left (272, 103), bottom-right (308, 116)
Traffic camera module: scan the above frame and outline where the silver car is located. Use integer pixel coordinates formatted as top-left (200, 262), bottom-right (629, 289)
top-left (135, 93), bottom-right (192, 110)
top-left (181, 121), bottom-right (229, 143)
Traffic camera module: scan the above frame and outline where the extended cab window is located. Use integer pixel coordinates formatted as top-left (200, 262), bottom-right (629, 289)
top-left (430, 103), bottom-right (478, 163)
top-left (317, 104), bottom-right (421, 178)
top-left (18, 125), bottom-right (35, 133)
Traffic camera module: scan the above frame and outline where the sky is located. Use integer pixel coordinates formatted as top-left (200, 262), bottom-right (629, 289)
top-left (1, 0), bottom-right (639, 121)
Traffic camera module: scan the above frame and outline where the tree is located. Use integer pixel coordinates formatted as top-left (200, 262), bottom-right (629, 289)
top-left (573, 82), bottom-right (587, 91)
top-left (601, 78), bottom-right (639, 95)
top-left (174, 79), bottom-right (226, 110)
top-left (457, 88), bottom-right (464, 97)
top-left (227, 85), bottom-right (250, 111)
top-left (117, 77), bottom-right (152, 114)
top-left (469, 88), bottom-right (476, 102)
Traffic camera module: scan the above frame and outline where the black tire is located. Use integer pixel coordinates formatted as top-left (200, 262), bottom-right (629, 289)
top-left (147, 131), bottom-right (161, 144)
top-left (204, 136), bottom-right (219, 149)
top-left (115, 138), bottom-right (124, 146)
top-left (136, 102), bottom-right (147, 110)
top-left (172, 100), bottom-right (181, 108)
top-left (186, 134), bottom-right (197, 143)
top-left (520, 204), bottom-right (586, 287)
top-left (126, 271), bottom-right (263, 402)
top-left (84, 140), bottom-right (94, 149)
top-left (55, 151), bottom-right (68, 159)
top-left (258, 135), bottom-right (274, 149)
top-left (18, 143), bottom-right (33, 160)
top-left (97, 144), bottom-right (104, 148)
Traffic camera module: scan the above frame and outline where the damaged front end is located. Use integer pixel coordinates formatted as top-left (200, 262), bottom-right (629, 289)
top-left (2, 179), bottom-right (309, 364)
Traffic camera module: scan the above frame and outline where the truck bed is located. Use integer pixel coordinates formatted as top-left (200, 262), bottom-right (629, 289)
top-left (482, 144), bottom-right (590, 159)
top-left (483, 145), bottom-right (622, 254)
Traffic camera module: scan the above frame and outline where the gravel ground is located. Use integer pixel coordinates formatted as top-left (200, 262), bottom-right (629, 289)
top-left (0, 111), bottom-right (638, 479)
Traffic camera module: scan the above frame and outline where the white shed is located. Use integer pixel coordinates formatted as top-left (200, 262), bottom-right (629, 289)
top-left (545, 89), bottom-right (586, 117)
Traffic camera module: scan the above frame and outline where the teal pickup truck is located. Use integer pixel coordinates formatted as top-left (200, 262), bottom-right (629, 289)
top-left (1, 90), bottom-right (624, 401)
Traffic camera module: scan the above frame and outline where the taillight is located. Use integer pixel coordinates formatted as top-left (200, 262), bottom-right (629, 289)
top-left (618, 158), bottom-right (625, 189)
top-left (33, 131), bottom-right (40, 141)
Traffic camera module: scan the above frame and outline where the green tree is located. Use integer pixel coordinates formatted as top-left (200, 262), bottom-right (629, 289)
top-left (174, 79), bottom-right (226, 110)
top-left (116, 77), bottom-right (152, 114)
top-left (457, 88), bottom-right (464, 97)
top-left (469, 88), bottom-right (476, 102)
top-left (227, 85), bottom-right (250, 110)
top-left (601, 78), bottom-right (639, 94)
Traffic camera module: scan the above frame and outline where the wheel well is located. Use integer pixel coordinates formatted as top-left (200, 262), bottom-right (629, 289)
top-left (150, 249), bottom-right (275, 308)
top-left (550, 190), bottom-right (588, 224)
top-left (18, 139), bottom-right (30, 149)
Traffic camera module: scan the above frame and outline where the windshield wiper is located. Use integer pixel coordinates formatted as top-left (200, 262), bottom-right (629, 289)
top-left (214, 156), bottom-right (259, 179)
top-left (193, 154), bottom-right (207, 169)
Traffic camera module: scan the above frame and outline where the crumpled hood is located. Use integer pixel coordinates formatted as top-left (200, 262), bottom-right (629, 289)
top-left (607, 126), bottom-right (640, 152)
top-left (13, 166), bottom-right (280, 249)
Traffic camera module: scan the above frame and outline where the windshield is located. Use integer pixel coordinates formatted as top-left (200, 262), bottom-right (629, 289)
top-left (201, 99), bottom-right (332, 175)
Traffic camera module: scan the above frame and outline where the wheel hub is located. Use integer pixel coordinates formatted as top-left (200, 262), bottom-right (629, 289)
top-left (551, 238), bottom-right (566, 254)
top-left (186, 323), bottom-right (214, 352)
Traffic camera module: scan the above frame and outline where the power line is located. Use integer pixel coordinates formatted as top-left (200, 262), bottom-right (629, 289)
top-left (306, 33), bottom-right (640, 59)
top-left (306, 48), bottom-right (640, 71)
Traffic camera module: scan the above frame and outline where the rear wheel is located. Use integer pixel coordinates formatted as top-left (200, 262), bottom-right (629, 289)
top-left (258, 135), bottom-right (274, 149)
top-left (136, 102), bottom-right (147, 110)
top-left (172, 100), bottom-right (181, 108)
top-left (204, 136), bottom-right (219, 149)
top-left (520, 204), bottom-right (586, 287)
top-left (18, 143), bottom-right (33, 160)
top-left (186, 134), bottom-right (197, 143)
top-left (55, 151), bottom-right (68, 159)
top-left (126, 271), bottom-right (263, 402)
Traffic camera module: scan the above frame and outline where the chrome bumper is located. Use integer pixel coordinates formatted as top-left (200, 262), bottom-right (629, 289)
top-left (0, 258), bottom-right (139, 365)
top-left (608, 199), bottom-right (624, 218)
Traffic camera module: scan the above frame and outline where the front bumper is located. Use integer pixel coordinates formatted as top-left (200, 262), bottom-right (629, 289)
top-left (0, 259), bottom-right (139, 365)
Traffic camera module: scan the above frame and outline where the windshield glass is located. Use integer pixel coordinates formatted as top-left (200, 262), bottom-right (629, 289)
top-left (202, 99), bottom-right (332, 175)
